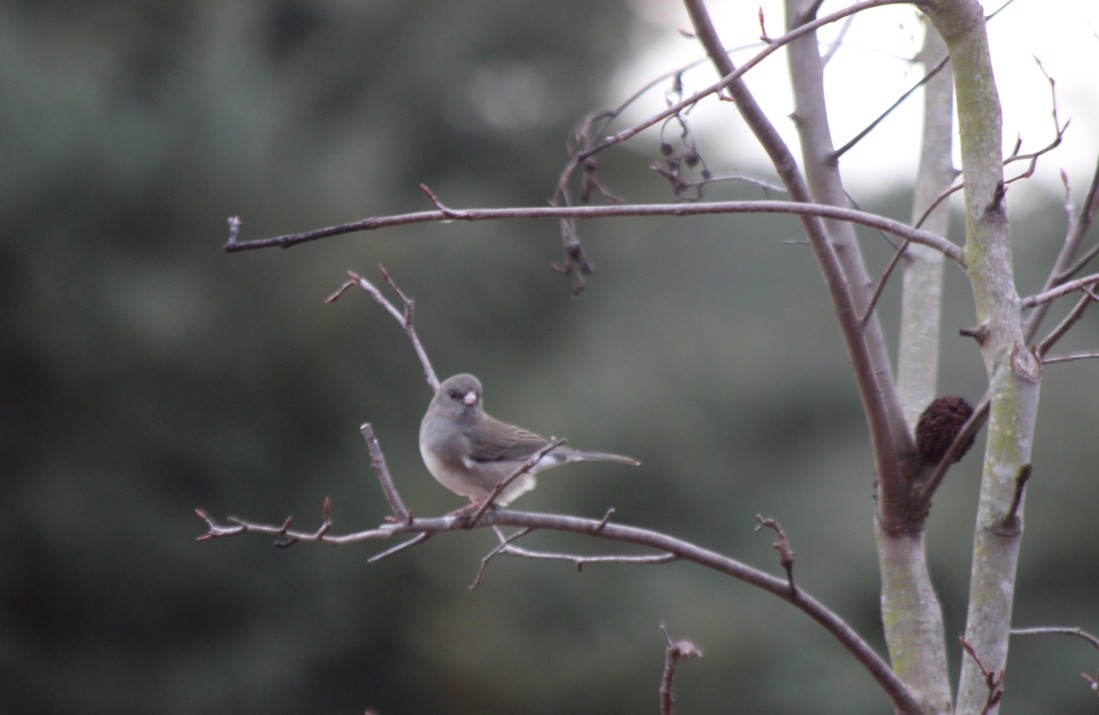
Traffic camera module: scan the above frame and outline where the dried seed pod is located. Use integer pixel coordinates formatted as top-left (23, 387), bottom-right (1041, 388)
top-left (916, 395), bottom-right (975, 465)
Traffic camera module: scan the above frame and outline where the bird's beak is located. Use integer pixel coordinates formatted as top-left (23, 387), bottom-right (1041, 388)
top-left (463, 390), bottom-right (478, 407)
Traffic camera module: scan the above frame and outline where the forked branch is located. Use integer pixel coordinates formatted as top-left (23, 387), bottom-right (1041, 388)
top-left (198, 263), bottom-right (923, 714)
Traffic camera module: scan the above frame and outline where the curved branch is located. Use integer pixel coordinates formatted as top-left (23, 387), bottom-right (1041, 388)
top-left (196, 502), bottom-right (918, 711)
top-left (225, 198), bottom-right (962, 264)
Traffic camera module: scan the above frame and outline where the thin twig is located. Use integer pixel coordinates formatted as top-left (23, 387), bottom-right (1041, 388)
top-left (568, 0), bottom-right (908, 165)
top-left (499, 543), bottom-right (677, 571)
top-left (1042, 351), bottom-right (1099, 365)
top-left (754, 515), bottom-right (797, 597)
top-left (196, 498), bottom-right (335, 549)
top-left (1024, 168), bottom-right (1086, 341)
top-left (860, 240), bottom-right (910, 328)
top-left (1049, 157), bottom-right (1099, 286)
top-left (1022, 271), bottom-right (1099, 308)
top-left (470, 438), bottom-right (567, 524)
top-left (959, 636), bottom-right (1005, 714)
top-left (820, 13), bottom-right (855, 66)
top-left (834, 55), bottom-right (951, 160)
top-left (361, 423), bottom-right (410, 523)
top-left (367, 532), bottom-right (433, 563)
top-left (327, 267), bottom-right (438, 391)
top-left (1012, 626), bottom-right (1099, 697)
top-left (915, 57), bottom-right (1069, 246)
top-left (1037, 288), bottom-right (1098, 359)
top-left (470, 527), bottom-right (534, 589)
top-left (660, 624), bottom-right (702, 715)
top-left (1011, 625), bottom-right (1099, 650)
top-left (1024, 159), bottom-right (1099, 350)
top-left (831, 0), bottom-right (1031, 163)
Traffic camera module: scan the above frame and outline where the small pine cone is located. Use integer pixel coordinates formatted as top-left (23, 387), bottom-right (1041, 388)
top-left (916, 395), bottom-right (975, 465)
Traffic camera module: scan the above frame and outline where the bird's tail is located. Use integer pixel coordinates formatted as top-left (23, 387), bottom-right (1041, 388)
top-left (568, 450), bottom-right (640, 466)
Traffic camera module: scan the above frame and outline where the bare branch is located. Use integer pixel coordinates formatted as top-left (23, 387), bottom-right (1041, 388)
top-left (566, 0), bottom-right (909, 165)
top-left (1050, 157), bottom-right (1099, 285)
top-left (367, 532), bottom-right (432, 563)
top-left (1023, 158), bottom-right (1099, 353)
top-left (1042, 351), bottom-right (1099, 365)
top-left (470, 527), bottom-right (534, 589)
top-left (1001, 56), bottom-right (1068, 174)
top-left (196, 499), bottom-right (915, 709)
top-left (418, 183), bottom-right (458, 217)
top-left (196, 498), bottom-right (336, 549)
top-left (1036, 281), bottom-right (1099, 360)
top-left (673, 170), bottom-right (787, 196)
top-left (361, 423), bottom-right (409, 523)
top-left (224, 199), bottom-right (962, 264)
top-left (754, 515), bottom-right (797, 597)
top-left (820, 13), bottom-right (855, 67)
top-left (327, 267), bottom-right (439, 391)
top-left (1012, 626), bottom-right (1099, 697)
top-left (225, 2), bottom-right (915, 296)
top-left (959, 636), bottom-right (1006, 714)
top-left (499, 543), bottom-right (677, 570)
top-left (468, 524), bottom-right (678, 588)
top-left (916, 58), bottom-right (1068, 252)
top-left (200, 357), bottom-right (918, 702)
top-left (859, 239), bottom-right (910, 329)
top-left (1022, 271), bottom-right (1099, 308)
top-left (1012, 625), bottom-right (1099, 650)
top-left (660, 624), bottom-right (702, 715)
top-left (834, 55), bottom-right (951, 161)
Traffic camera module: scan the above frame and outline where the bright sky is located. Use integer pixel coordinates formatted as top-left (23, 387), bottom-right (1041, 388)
top-left (620, 0), bottom-right (1099, 199)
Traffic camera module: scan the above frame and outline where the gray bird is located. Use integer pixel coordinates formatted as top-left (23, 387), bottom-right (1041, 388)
top-left (419, 373), bottom-right (640, 507)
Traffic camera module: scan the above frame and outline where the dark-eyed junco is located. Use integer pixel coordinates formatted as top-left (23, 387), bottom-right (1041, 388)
top-left (419, 373), bottom-right (639, 506)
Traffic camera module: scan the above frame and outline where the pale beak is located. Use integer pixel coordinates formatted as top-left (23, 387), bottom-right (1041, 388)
top-left (463, 391), bottom-right (477, 406)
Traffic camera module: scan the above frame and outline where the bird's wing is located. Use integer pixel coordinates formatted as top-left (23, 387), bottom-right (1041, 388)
top-left (467, 416), bottom-right (551, 464)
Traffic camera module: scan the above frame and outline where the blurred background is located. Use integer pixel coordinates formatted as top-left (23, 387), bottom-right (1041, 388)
top-left (3, 1), bottom-right (1099, 713)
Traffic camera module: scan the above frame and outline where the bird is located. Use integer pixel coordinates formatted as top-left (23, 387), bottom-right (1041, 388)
top-left (419, 373), bottom-right (639, 507)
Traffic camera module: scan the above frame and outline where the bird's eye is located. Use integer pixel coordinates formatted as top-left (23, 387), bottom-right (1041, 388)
top-left (448, 389), bottom-right (463, 401)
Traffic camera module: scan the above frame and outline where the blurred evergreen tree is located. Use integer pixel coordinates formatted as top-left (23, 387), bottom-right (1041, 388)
top-left (3, 1), bottom-right (1098, 713)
